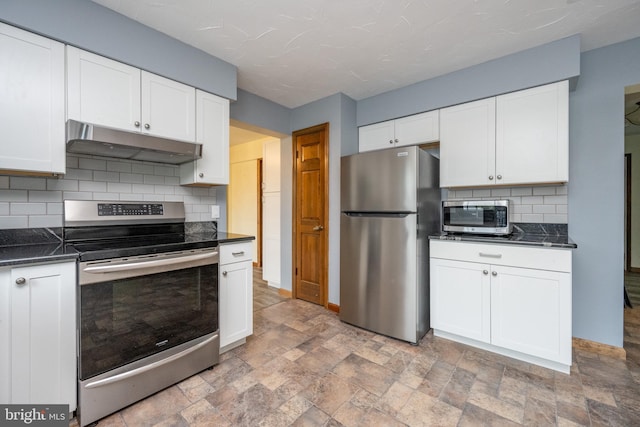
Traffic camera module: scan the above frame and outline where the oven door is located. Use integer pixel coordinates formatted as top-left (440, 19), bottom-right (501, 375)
top-left (78, 247), bottom-right (218, 381)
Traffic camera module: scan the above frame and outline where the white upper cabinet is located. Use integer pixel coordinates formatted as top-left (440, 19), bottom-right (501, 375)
top-left (440, 98), bottom-right (496, 187)
top-left (141, 71), bottom-right (195, 142)
top-left (66, 46), bottom-right (196, 142)
top-left (0, 23), bottom-right (65, 175)
top-left (440, 81), bottom-right (569, 188)
top-left (66, 46), bottom-right (140, 133)
top-left (496, 80), bottom-right (569, 185)
top-left (359, 110), bottom-right (439, 152)
top-left (180, 90), bottom-right (229, 185)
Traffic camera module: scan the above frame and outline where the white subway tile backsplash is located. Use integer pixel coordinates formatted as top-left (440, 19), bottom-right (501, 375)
top-left (165, 176), bottom-right (180, 185)
top-left (107, 161), bottom-right (132, 173)
top-left (93, 171), bottom-right (120, 182)
top-left (47, 178), bottom-right (78, 191)
top-left (29, 215), bottom-right (62, 228)
top-left (143, 175), bottom-right (165, 185)
top-left (79, 181), bottom-right (107, 192)
top-left (79, 158), bottom-right (106, 171)
top-left (120, 173), bottom-right (144, 184)
top-left (445, 184), bottom-right (568, 224)
top-left (0, 176), bottom-right (9, 189)
top-left (47, 203), bottom-right (63, 215)
top-left (107, 182), bottom-right (132, 193)
top-left (28, 190), bottom-right (62, 202)
top-left (65, 168), bottom-right (93, 181)
top-left (0, 216), bottom-right (28, 228)
top-left (153, 165), bottom-right (176, 177)
top-left (10, 176), bottom-right (46, 190)
top-left (132, 184), bottom-right (155, 194)
top-left (62, 191), bottom-right (93, 200)
top-left (132, 163), bottom-right (155, 174)
top-left (11, 203), bottom-right (46, 215)
top-left (153, 185), bottom-right (174, 194)
top-left (92, 193), bottom-right (120, 201)
top-left (0, 190), bottom-right (28, 202)
top-left (0, 203), bottom-right (9, 215)
top-left (120, 193), bottom-right (145, 201)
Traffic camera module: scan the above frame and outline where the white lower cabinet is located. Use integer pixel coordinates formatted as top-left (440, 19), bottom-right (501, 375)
top-left (219, 241), bottom-right (253, 352)
top-left (430, 240), bottom-right (572, 373)
top-left (0, 261), bottom-right (76, 410)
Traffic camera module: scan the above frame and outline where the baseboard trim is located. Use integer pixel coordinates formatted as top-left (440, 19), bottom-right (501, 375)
top-left (572, 337), bottom-right (626, 360)
top-left (327, 303), bottom-right (340, 314)
top-left (278, 289), bottom-right (292, 298)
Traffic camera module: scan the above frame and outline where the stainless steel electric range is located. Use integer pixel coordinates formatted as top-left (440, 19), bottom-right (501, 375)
top-left (63, 200), bottom-right (219, 427)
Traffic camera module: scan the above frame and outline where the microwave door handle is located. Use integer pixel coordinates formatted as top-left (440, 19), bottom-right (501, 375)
top-left (83, 251), bottom-right (217, 274)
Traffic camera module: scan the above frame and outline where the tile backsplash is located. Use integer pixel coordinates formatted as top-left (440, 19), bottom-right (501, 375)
top-left (446, 185), bottom-right (568, 224)
top-left (0, 155), bottom-right (218, 229)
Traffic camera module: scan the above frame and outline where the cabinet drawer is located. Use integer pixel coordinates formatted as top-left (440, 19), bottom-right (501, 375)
top-left (220, 242), bottom-right (253, 264)
top-left (430, 240), bottom-right (571, 272)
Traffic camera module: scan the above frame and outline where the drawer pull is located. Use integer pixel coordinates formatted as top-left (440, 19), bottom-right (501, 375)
top-left (479, 252), bottom-right (502, 259)
top-left (232, 251), bottom-right (245, 256)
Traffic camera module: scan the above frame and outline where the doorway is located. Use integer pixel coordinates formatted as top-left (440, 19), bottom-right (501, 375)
top-left (292, 123), bottom-right (329, 307)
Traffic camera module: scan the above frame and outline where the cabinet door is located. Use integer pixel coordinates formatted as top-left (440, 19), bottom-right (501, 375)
top-left (440, 98), bottom-right (496, 187)
top-left (0, 23), bottom-right (65, 175)
top-left (430, 258), bottom-right (491, 343)
top-left (490, 265), bottom-right (571, 364)
top-left (180, 90), bottom-right (229, 185)
top-left (66, 46), bottom-right (141, 133)
top-left (395, 110), bottom-right (439, 147)
top-left (262, 192), bottom-right (281, 286)
top-left (141, 71), bottom-right (195, 142)
top-left (496, 81), bottom-right (569, 185)
top-left (219, 260), bottom-right (253, 348)
top-left (9, 262), bottom-right (76, 409)
top-left (358, 120), bottom-right (395, 152)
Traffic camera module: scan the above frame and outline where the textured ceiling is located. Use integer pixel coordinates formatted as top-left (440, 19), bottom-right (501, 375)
top-left (91, 0), bottom-right (640, 109)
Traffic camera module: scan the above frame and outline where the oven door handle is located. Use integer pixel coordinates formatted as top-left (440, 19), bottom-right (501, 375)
top-left (82, 251), bottom-right (217, 274)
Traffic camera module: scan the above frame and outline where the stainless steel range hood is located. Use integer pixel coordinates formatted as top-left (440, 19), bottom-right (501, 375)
top-left (66, 120), bottom-right (202, 165)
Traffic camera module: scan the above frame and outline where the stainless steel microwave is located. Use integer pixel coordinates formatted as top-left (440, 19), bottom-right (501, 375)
top-left (442, 200), bottom-right (512, 235)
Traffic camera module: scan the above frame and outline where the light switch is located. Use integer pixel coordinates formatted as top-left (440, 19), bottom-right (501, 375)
top-left (211, 205), bottom-right (220, 219)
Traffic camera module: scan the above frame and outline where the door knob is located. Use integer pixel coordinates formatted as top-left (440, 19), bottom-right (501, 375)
top-left (222, 271), bottom-right (227, 277)
top-left (134, 121), bottom-right (140, 127)
top-left (15, 277), bottom-right (26, 286)
top-left (483, 270), bottom-right (488, 275)
top-left (492, 271), bottom-right (498, 276)
top-left (312, 225), bottom-right (324, 231)
top-left (144, 123), bottom-right (150, 129)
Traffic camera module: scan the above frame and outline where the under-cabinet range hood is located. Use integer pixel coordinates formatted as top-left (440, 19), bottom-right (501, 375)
top-left (66, 120), bottom-right (202, 165)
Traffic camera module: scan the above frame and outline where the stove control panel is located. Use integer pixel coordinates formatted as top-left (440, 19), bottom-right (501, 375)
top-left (98, 203), bottom-right (164, 216)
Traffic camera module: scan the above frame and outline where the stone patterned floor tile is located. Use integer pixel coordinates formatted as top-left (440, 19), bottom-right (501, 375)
top-left (71, 270), bottom-right (640, 426)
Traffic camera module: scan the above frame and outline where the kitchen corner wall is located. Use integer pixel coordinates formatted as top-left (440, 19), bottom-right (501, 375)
top-left (0, 155), bottom-right (217, 229)
top-left (446, 184), bottom-right (568, 224)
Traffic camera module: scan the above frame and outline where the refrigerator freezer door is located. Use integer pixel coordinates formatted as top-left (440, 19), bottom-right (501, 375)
top-left (339, 212), bottom-right (419, 342)
top-left (341, 146), bottom-right (418, 212)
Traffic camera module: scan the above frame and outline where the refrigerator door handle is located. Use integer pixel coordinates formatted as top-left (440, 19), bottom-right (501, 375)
top-left (342, 212), bottom-right (412, 218)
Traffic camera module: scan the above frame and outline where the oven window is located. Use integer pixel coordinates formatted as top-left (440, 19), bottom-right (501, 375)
top-left (79, 264), bottom-right (218, 380)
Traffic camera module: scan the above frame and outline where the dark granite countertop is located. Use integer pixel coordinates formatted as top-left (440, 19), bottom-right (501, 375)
top-left (429, 223), bottom-right (577, 249)
top-left (0, 228), bottom-right (78, 267)
top-left (0, 224), bottom-right (254, 268)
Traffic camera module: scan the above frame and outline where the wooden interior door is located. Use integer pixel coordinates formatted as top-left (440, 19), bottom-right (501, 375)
top-left (293, 123), bottom-right (328, 306)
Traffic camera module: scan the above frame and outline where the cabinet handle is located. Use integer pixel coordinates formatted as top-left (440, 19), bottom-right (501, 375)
top-left (199, 173), bottom-right (204, 178)
top-left (483, 270), bottom-right (488, 275)
top-left (389, 139), bottom-right (394, 144)
top-left (497, 175), bottom-right (502, 180)
top-left (222, 271), bottom-right (227, 276)
top-left (15, 277), bottom-right (26, 286)
top-left (134, 121), bottom-right (140, 127)
top-left (492, 271), bottom-right (498, 276)
top-left (144, 123), bottom-right (150, 130)
top-left (488, 175), bottom-right (494, 180)
top-left (232, 251), bottom-right (245, 256)
top-left (479, 252), bottom-right (502, 258)
top-left (394, 138), bottom-right (399, 143)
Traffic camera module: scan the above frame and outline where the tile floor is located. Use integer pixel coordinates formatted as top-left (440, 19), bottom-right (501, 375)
top-left (72, 272), bottom-right (640, 426)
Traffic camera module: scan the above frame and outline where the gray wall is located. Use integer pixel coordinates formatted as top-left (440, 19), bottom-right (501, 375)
top-left (568, 37), bottom-right (640, 347)
top-left (230, 89), bottom-right (292, 136)
top-left (0, 0), bottom-right (236, 100)
top-left (358, 35), bottom-right (580, 126)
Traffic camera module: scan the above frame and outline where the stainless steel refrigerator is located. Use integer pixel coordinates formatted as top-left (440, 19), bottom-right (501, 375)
top-left (339, 145), bottom-right (440, 343)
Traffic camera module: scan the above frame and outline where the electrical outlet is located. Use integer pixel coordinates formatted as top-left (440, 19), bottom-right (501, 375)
top-left (211, 205), bottom-right (220, 219)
